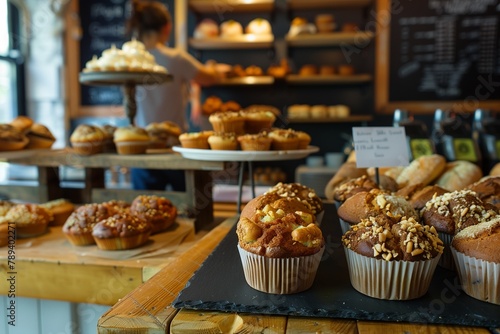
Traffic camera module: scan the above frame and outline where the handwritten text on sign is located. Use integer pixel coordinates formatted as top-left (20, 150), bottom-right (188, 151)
top-left (352, 127), bottom-right (410, 168)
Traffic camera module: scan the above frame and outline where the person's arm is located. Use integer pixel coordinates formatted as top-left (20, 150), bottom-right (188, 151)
top-left (192, 63), bottom-right (219, 87)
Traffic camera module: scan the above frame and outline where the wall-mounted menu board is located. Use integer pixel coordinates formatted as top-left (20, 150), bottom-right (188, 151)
top-left (375, 0), bottom-right (500, 114)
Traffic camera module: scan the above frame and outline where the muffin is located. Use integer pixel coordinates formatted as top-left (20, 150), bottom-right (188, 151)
top-left (295, 131), bottom-right (311, 149)
top-left (220, 20), bottom-right (243, 38)
top-left (25, 123), bottom-right (56, 149)
top-left (62, 203), bottom-right (115, 246)
top-left (208, 111), bottom-right (245, 135)
top-left (240, 192), bottom-right (313, 221)
top-left (10, 115), bottom-right (33, 134)
top-left (331, 175), bottom-right (379, 205)
top-left (435, 160), bottom-right (483, 191)
top-left (92, 212), bottom-right (152, 250)
top-left (70, 124), bottom-right (107, 155)
top-left (237, 132), bottom-right (272, 151)
top-left (466, 176), bottom-right (500, 210)
top-left (246, 18), bottom-right (272, 35)
top-left (407, 184), bottom-right (449, 210)
top-left (3, 204), bottom-right (53, 238)
top-left (179, 131), bottom-right (213, 149)
top-left (241, 110), bottom-right (276, 134)
top-left (208, 132), bottom-right (239, 150)
top-left (0, 200), bottom-right (15, 217)
top-left (236, 205), bottom-right (324, 294)
top-left (269, 129), bottom-right (300, 150)
top-left (324, 162), bottom-right (368, 202)
top-left (287, 105), bottom-right (310, 119)
top-left (202, 95), bottom-right (223, 115)
top-left (0, 124), bottom-right (29, 151)
top-left (146, 122), bottom-right (171, 149)
top-left (451, 216), bottom-right (500, 305)
top-left (310, 105), bottom-right (328, 119)
top-left (40, 198), bottom-right (75, 226)
top-left (101, 124), bottom-right (117, 152)
top-left (130, 195), bottom-right (177, 234)
top-left (342, 216), bottom-right (443, 300)
top-left (315, 14), bottom-right (335, 33)
top-left (113, 125), bottom-right (151, 154)
top-left (338, 65), bottom-right (355, 75)
top-left (299, 64), bottom-right (317, 76)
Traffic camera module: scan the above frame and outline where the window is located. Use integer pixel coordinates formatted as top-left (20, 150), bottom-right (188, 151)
top-left (0, 0), bottom-right (25, 123)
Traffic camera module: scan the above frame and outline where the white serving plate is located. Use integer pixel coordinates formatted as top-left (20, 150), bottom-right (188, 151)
top-left (172, 146), bottom-right (319, 161)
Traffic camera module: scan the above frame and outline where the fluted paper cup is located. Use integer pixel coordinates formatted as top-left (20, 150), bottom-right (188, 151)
top-left (315, 210), bottom-right (325, 226)
top-left (452, 247), bottom-right (500, 305)
top-left (344, 247), bottom-right (441, 300)
top-left (237, 245), bottom-right (324, 294)
top-left (339, 218), bottom-right (352, 235)
top-left (438, 232), bottom-right (455, 270)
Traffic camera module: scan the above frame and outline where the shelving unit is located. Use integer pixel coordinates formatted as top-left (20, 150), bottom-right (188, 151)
top-left (287, 0), bottom-right (373, 10)
top-left (287, 115), bottom-right (373, 124)
top-left (189, 0), bottom-right (274, 13)
top-left (215, 76), bottom-right (275, 86)
top-left (285, 74), bottom-right (372, 85)
top-left (285, 31), bottom-right (374, 47)
top-left (189, 35), bottom-right (274, 50)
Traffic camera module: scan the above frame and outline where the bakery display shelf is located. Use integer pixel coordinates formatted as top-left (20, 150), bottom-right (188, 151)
top-left (287, 0), bottom-right (373, 10)
top-left (0, 148), bottom-right (54, 162)
top-left (287, 115), bottom-right (373, 123)
top-left (286, 74), bottom-right (372, 85)
top-left (286, 31), bottom-right (374, 47)
top-left (216, 76), bottom-right (275, 86)
top-left (189, 0), bottom-right (274, 13)
top-left (189, 35), bottom-right (274, 50)
top-left (79, 71), bottom-right (172, 86)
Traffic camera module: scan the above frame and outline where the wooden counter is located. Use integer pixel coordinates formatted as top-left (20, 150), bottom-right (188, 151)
top-left (96, 215), bottom-right (498, 334)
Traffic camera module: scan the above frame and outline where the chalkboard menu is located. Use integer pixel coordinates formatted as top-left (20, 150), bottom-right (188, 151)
top-left (79, 0), bottom-right (128, 106)
top-left (389, 0), bottom-right (500, 102)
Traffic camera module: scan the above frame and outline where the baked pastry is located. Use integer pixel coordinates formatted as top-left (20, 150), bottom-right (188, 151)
top-left (246, 18), bottom-right (272, 35)
top-left (466, 176), bottom-right (500, 210)
top-left (342, 22), bottom-right (359, 32)
top-left (324, 161), bottom-right (368, 201)
top-left (3, 204), bottom-right (52, 238)
top-left (299, 64), bottom-right (318, 76)
top-left (208, 132), bottom-right (239, 150)
top-left (335, 105), bottom-right (350, 118)
top-left (25, 123), bottom-right (56, 149)
top-left (208, 111), bottom-right (245, 135)
top-left (310, 105), bottom-right (327, 119)
top-left (228, 64), bottom-right (246, 78)
top-left (331, 175), bottom-right (380, 204)
top-left (315, 14), bottom-right (335, 33)
top-left (342, 215), bottom-right (443, 299)
top-left (40, 199), bottom-right (75, 226)
top-left (179, 131), bottom-right (213, 149)
top-left (269, 129), bottom-right (300, 150)
top-left (194, 18), bottom-right (219, 39)
top-left (338, 65), bottom-right (355, 75)
top-left (265, 182), bottom-right (323, 218)
top-left (244, 65), bottom-right (263, 76)
top-left (451, 217), bottom-right (500, 304)
top-left (435, 160), bottom-right (483, 191)
top-left (146, 122), bottom-right (173, 149)
top-left (220, 100), bottom-right (241, 112)
top-left (220, 20), bottom-right (243, 38)
top-left (202, 96), bottom-right (223, 115)
top-left (288, 17), bottom-right (317, 36)
top-left (396, 154), bottom-right (447, 188)
top-left (113, 125), bottom-right (151, 154)
top-left (130, 195), bottom-right (177, 234)
top-left (407, 184), bottom-right (449, 210)
top-left (62, 203), bottom-right (116, 246)
top-left (295, 131), bottom-right (311, 149)
top-left (0, 200), bottom-right (15, 217)
top-left (0, 223), bottom-right (7, 247)
top-left (101, 124), bottom-right (117, 152)
top-left (319, 65), bottom-right (336, 75)
top-left (70, 124), bottom-right (107, 155)
top-left (101, 200), bottom-right (131, 213)
top-left (237, 132), bottom-right (272, 151)
top-left (92, 212), bottom-right (152, 250)
top-left (0, 124), bottom-right (29, 151)
top-left (240, 192), bottom-right (311, 221)
top-left (287, 105), bottom-right (310, 119)
top-left (490, 162), bottom-right (500, 176)
top-left (236, 201), bottom-right (324, 294)
top-left (241, 109), bottom-right (276, 134)
top-left (10, 116), bottom-right (33, 134)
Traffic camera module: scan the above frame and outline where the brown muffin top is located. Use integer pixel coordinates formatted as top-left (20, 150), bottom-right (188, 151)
top-left (129, 195), bottom-right (177, 225)
top-left (92, 212), bottom-right (152, 239)
top-left (3, 204), bottom-right (53, 226)
top-left (452, 216), bottom-right (500, 263)
top-left (265, 182), bottom-right (323, 214)
top-left (466, 176), bottom-right (500, 210)
top-left (408, 185), bottom-right (450, 210)
top-left (332, 175), bottom-right (379, 203)
top-left (420, 190), bottom-right (498, 235)
top-left (62, 203), bottom-right (115, 235)
top-left (0, 200), bottom-right (15, 217)
top-left (342, 216), bottom-right (444, 261)
top-left (0, 124), bottom-right (27, 142)
top-left (70, 124), bottom-right (106, 142)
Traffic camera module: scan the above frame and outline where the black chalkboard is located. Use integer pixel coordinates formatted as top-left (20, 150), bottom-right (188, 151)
top-left (388, 0), bottom-right (500, 102)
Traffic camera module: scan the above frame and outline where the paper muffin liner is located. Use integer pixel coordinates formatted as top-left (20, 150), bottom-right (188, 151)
top-left (339, 218), bottom-right (352, 235)
top-left (115, 141), bottom-right (150, 155)
top-left (71, 141), bottom-right (104, 155)
top-left (94, 233), bottom-right (150, 250)
top-left (344, 247), bottom-right (441, 300)
top-left (64, 233), bottom-right (96, 246)
top-left (271, 140), bottom-right (300, 151)
top-left (437, 232), bottom-right (455, 270)
top-left (315, 211), bottom-right (324, 226)
top-left (244, 120), bottom-right (274, 134)
top-left (451, 247), bottom-right (500, 305)
top-left (237, 245), bottom-right (324, 294)
top-left (15, 223), bottom-right (49, 238)
top-left (210, 120), bottom-right (245, 135)
top-left (179, 137), bottom-right (210, 149)
top-left (239, 139), bottom-right (272, 151)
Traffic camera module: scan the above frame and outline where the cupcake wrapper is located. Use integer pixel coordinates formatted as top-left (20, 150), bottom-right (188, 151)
top-left (71, 141), bottom-right (104, 155)
top-left (451, 247), bottom-right (500, 305)
top-left (315, 211), bottom-right (324, 226)
top-left (94, 233), bottom-right (150, 250)
top-left (245, 120), bottom-right (274, 134)
top-left (211, 120), bottom-right (245, 135)
top-left (64, 233), bottom-right (96, 246)
top-left (344, 247), bottom-right (441, 300)
top-left (339, 218), bottom-right (351, 235)
top-left (115, 141), bottom-right (150, 155)
top-left (237, 245), bottom-right (324, 294)
top-left (438, 232), bottom-right (455, 271)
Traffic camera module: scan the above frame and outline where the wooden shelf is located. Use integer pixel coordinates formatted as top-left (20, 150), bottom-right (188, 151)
top-left (287, 115), bottom-right (373, 123)
top-left (286, 31), bottom-right (374, 47)
top-left (189, 0), bottom-right (275, 13)
top-left (215, 76), bottom-right (275, 86)
top-left (286, 74), bottom-right (372, 85)
top-left (287, 0), bottom-right (373, 10)
top-left (189, 35), bottom-right (274, 50)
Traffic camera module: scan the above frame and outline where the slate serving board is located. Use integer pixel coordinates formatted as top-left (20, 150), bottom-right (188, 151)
top-left (173, 204), bottom-right (500, 329)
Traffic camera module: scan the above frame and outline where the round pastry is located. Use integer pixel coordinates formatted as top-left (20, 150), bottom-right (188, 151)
top-left (324, 161), bottom-right (368, 201)
top-left (265, 182), bottom-right (323, 217)
top-left (10, 116), bottom-right (34, 134)
top-left (299, 64), bottom-right (318, 76)
top-left (70, 124), bottom-right (107, 155)
top-left (331, 175), bottom-right (379, 204)
top-left (25, 123), bottom-right (56, 149)
top-left (319, 65), bottom-right (336, 75)
top-left (92, 212), bottom-right (152, 250)
top-left (451, 217), bottom-right (500, 304)
top-left (315, 14), bottom-right (336, 33)
top-left (310, 105), bottom-right (327, 119)
top-left (338, 65), bottom-right (355, 75)
top-left (269, 129), bottom-right (300, 150)
top-left (396, 154), bottom-right (447, 188)
top-left (194, 18), bottom-right (219, 39)
top-left (202, 95), bottom-right (223, 115)
top-left (244, 65), bottom-right (263, 76)
top-left (246, 18), bottom-right (272, 35)
top-left (241, 109), bottom-right (276, 134)
top-left (101, 124), bottom-right (117, 152)
top-left (295, 131), bottom-right (311, 149)
top-left (101, 200), bottom-right (131, 213)
top-left (435, 160), bottom-right (483, 191)
top-left (62, 203), bottom-right (116, 246)
top-left (342, 22), bottom-right (359, 32)
top-left (236, 204), bottom-right (324, 294)
top-left (407, 184), bottom-right (449, 210)
top-left (237, 132), bottom-right (272, 151)
top-left (342, 216), bottom-right (443, 300)
top-left (220, 20), bottom-right (243, 38)
top-left (220, 100), bottom-right (241, 112)
top-left (208, 111), bottom-right (245, 135)
top-left (179, 131), bottom-right (213, 149)
top-left (40, 199), bottom-right (75, 226)
top-left (113, 125), bottom-right (151, 154)
top-left (287, 105), bottom-right (310, 119)
top-left (288, 17), bottom-right (317, 36)
top-left (130, 195), bottom-right (177, 234)
top-left (4, 204), bottom-right (52, 238)
top-left (228, 64), bottom-right (246, 78)
top-left (208, 132), bottom-right (239, 150)
top-left (0, 200), bottom-right (15, 217)
top-left (146, 122), bottom-right (172, 149)
top-left (0, 124), bottom-right (28, 151)
top-left (335, 105), bottom-right (350, 118)
top-left (83, 55), bottom-right (100, 72)
top-left (490, 162), bottom-right (500, 176)
top-left (466, 176), bottom-right (500, 210)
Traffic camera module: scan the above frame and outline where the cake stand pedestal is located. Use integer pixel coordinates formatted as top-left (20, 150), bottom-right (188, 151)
top-left (79, 71), bottom-right (173, 124)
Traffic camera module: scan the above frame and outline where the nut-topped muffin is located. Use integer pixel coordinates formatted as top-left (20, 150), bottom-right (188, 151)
top-left (92, 212), bottom-right (152, 250)
top-left (208, 111), bottom-right (245, 135)
top-left (130, 195), bottom-right (177, 234)
top-left (207, 132), bottom-right (239, 150)
top-left (268, 128), bottom-right (300, 150)
top-left (237, 132), bottom-right (272, 151)
top-left (113, 125), bottom-right (151, 154)
top-left (70, 124), bottom-right (107, 155)
top-left (3, 204), bottom-right (53, 238)
top-left (466, 176), bottom-right (500, 210)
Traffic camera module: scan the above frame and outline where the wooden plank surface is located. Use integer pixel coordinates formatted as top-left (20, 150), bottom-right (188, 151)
top-left (357, 321), bottom-right (492, 333)
top-left (286, 317), bottom-right (358, 334)
top-left (97, 216), bottom-right (238, 333)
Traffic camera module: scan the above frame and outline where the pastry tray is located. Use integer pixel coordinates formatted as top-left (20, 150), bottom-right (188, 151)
top-left (173, 204), bottom-right (500, 329)
top-left (79, 71), bottom-right (172, 86)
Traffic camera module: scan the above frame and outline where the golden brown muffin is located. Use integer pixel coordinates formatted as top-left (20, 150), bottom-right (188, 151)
top-left (209, 111), bottom-right (245, 135)
top-left (324, 162), bottom-right (368, 201)
top-left (245, 65), bottom-right (263, 76)
top-left (179, 131), bottom-right (213, 149)
top-left (0, 200), bottom-right (15, 217)
top-left (269, 129), bottom-right (300, 150)
top-left (338, 65), bottom-right (355, 75)
top-left (25, 123), bottom-right (56, 149)
top-left (299, 64), bottom-right (318, 76)
top-left (10, 116), bottom-right (33, 134)
top-left (220, 100), bottom-right (242, 112)
top-left (202, 95), bottom-right (223, 115)
top-left (295, 131), bottom-right (311, 149)
top-left (265, 182), bottom-right (323, 216)
top-left (287, 104), bottom-right (310, 119)
top-left (130, 195), bottom-right (177, 234)
top-left (331, 175), bottom-right (379, 203)
top-left (40, 199), bottom-right (75, 226)
top-left (407, 185), bottom-right (449, 210)
top-left (70, 124), bottom-right (107, 155)
top-left (146, 122), bottom-right (172, 149)
top-left (208, 132), bottom-right (239, 150)
top-left (241, 110), bottom-right (276, 134)
top-left (466, 176), bottom-right (500, 210)
top-left (4, 204), bottom-right (52, 238)
top-left (319, 65), bottom-right (336, 75)
top-left (435, 160), bottom-right (483, 191)
top-left (113, 125), bottom-right (151, 154)
top-left (452, 216), bottom-right (500, 263)
top-left (315, 14), bottom-right (335, 33)
top-left (92, 212), bottom-right (152, 250)
top-left (396, 154), bottom-right (447, 188)
top-left (237, 132), bottom-right (272, 151)
top-left (0, 124), bottom-right (29, 151)
top-left (62, 203), bottom-right (116, 246)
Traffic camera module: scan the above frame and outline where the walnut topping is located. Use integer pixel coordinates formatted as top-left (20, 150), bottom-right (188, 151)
top-left (291, 223), bottom-right (323, 247)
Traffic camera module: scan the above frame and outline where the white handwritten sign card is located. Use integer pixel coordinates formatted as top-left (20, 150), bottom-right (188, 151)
top-left (352, 127), bottom-right (410, 168)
